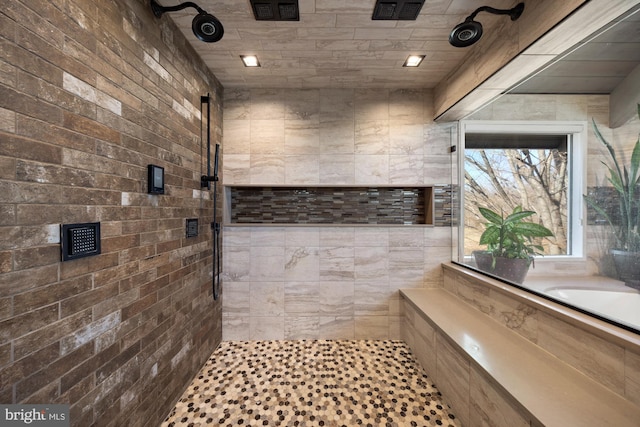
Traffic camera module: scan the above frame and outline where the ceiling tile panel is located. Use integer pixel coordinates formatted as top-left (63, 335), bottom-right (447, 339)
top-left (162, 0), bottom-right (638, 91)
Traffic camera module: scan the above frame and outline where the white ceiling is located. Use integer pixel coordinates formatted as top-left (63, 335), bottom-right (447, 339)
top-left (165, 0), bottom-right (516, 89)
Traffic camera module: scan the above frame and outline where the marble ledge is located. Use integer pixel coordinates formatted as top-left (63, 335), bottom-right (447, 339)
top-left (400, 287), bottom-right (640, 427)
top-left (443, 263), bottom-right (640, 352)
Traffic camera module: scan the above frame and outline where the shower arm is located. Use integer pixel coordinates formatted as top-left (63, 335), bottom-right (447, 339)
top-left (150, 0), bottom-right (205, 17)
top-left (465, 4), bottom-right (524, 22)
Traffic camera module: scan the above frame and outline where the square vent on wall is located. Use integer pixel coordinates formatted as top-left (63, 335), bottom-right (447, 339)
top-left (250, 0), bottom-right (299, 21)
top-left (372, 0), bottom-right (426, 20)
top-left (61, 222), bottom-right (101, 261)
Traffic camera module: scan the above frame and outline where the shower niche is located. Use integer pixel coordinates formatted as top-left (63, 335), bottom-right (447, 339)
top-left (225, 185), bottom-right (453, 226)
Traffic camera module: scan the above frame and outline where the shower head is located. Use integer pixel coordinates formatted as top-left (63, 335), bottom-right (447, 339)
top-left (449, 19), bottom-right (484, 48)
top-left (449, 2), bottom-right (524, 48)
top-left (150, 0), bottom-right (224, 43)
top-left (192, 12), bottom-right (224, 43)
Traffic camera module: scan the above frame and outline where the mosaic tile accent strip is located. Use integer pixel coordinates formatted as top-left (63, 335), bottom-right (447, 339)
top-left (230, 187), bottom-right (431, 225)
top-left (163, 340), bottom-right (459, 427)
top-left (586, 186), bottom-right (640, 225)
top-left (433, 184), bottom-right (454, 227)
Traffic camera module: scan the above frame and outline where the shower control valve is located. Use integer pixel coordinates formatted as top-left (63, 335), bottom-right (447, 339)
top-left (201, 174), bottom-right (219, 188)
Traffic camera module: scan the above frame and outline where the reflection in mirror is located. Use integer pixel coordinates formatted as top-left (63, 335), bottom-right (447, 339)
top-left (454, 4), bottom-right (640, 333)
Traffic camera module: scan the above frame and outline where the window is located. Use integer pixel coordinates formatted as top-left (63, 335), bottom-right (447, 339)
top-left (458, 121), bottom-right (587, 268)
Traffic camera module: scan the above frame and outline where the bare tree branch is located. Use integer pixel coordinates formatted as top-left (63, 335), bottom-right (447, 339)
top-left (465, 147), bottom-right (568, 255)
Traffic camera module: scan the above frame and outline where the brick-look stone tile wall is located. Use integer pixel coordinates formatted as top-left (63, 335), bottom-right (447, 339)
top-left (0, 1), bottom-right (223, 426)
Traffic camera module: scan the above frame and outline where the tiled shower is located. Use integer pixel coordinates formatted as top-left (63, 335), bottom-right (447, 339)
top-left (1, 0), bottom-right (456, 420)
top-left (2, 1), bottom-right (640, 427)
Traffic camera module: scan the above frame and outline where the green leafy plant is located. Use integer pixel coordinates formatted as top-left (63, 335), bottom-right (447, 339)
top-left (478, 205), bottom-right (554, 266)
top-left (584, 104), bottom-right (640, 253)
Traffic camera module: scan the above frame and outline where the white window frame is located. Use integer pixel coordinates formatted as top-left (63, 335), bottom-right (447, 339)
top-left (458, 120), bottom-right (588, 265)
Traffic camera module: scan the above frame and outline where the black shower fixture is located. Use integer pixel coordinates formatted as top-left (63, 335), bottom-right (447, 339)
top-left (249, 0), bottom-right (299, 21)
top-left (372, 0), bottom-right (426, 20)
top-left (150, 0), bottom-right (224, 43)
top-left (449, 2), bottom-right (524, 48)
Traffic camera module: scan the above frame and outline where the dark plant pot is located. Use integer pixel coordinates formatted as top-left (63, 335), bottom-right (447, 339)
top-left (472, 251), bottom-right (531, 284)
top-left (610, 249), bottom-right (640, 289)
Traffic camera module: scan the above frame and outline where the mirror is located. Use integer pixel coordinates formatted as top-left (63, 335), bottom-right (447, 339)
top-left (455, 4), bottom-right (640, 333)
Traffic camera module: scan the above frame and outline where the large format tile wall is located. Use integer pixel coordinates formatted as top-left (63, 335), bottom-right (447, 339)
top-left (0, 1), bottom-right (223, 426)
top-left (222, 88), bottom-right (453, 340)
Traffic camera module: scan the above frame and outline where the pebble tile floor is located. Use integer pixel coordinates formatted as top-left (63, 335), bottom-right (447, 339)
top-left (162, 340), bottom-right (459, 427)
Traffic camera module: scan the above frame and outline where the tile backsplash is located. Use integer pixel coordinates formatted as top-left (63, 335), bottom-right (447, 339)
top-left (230, 186), bottom-right (428, 224)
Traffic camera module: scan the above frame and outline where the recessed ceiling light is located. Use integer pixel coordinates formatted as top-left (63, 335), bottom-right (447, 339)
top-left (403, 55), bottom-right (425, 67)
top-left (240, 55), bottom-right (261, 67)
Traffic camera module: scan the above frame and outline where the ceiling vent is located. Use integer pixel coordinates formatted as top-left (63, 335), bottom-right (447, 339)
top-left (250, 0), bottom-right (299, 21)
top-left (372, 1), bottom-right (425, 20)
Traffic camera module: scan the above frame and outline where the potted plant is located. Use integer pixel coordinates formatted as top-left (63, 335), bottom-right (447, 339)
top-left (584, 104), bottom-right (640, 287)
top-left (473, 205), bottom-right (554, 284)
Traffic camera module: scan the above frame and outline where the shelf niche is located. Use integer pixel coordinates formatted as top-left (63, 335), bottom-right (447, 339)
top-left (227, 186), bottom-right (434, 225)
